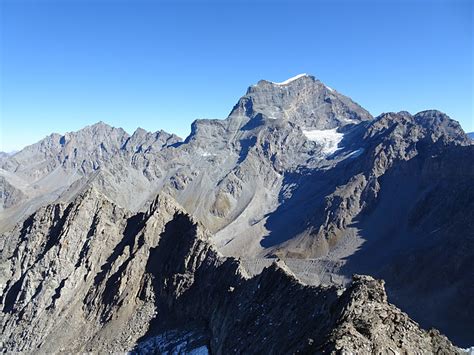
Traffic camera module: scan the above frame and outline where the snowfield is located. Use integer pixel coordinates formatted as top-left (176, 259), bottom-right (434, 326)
top-left (272, 73), bottom-right (308, 85)
top-left (302, 128), bottom-right (344, 155)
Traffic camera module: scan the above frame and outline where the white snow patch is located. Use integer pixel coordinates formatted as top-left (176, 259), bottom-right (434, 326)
top-left (346, 148), bottom-right (364, 159)
top-left (272, 73), bottom-right (308, 86)
top-left (302, 128), bottom-right (344, 155)
top-left (341, 117), bottom-right (358, 124)
top-left (198, 149), bottom-right (216, 157)
top-left (325, 85), bottom-right (334, 92)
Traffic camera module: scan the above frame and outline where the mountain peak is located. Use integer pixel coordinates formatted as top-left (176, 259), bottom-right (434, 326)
top-left (252, 73), bottom-right (315, 91)
top-left (83, 121), bottom-right (120, 133)
top-left (93, 120), bottom-right (108, 126)
top-left (229, 73), bottom-right (372, 129)
top-left (265, 73), bottom-right (312, 86)
top-left (271, 73), bottom-right (309, 85)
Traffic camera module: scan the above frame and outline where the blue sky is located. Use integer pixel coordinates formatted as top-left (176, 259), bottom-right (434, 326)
top-left (1, 0), bottom-right (472, 152)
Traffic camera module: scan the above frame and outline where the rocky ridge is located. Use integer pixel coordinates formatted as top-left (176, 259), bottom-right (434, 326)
top-left (0, 189), bottom-right (461, 353)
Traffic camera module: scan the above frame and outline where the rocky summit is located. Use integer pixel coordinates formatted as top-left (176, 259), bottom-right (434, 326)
top-left (1, 74), bottom-right (473, 352)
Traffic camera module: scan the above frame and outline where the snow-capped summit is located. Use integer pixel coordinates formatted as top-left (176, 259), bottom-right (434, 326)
top-left (233, 73), bottom-right (372, 129)
top-left (271, 73), bottom-right (309, 85)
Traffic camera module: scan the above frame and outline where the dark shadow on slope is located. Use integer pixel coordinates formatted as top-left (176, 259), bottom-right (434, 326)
top-left (100, 233), bottom-right (146, 318)
top-left (134, 212), bottom-right (246, 351)
top-left (260, 167), bottom-right (339, 248)
top-left (170, 141), bottom-right (185, 149)
top-left (2, 274), bottom-right (26, 313)
top-left (90, 212), bottom-right (146, 290)
top-left (339, 145), bottom-right (474, 347)
top-left (82, 212), bottom-right (149, 321)
top-left (260, 119), bottom-right (441, 249)
top-left (260, 121), bottom-right (474, 346)
top-left (75, 210), bottom-right (101, 267)
top-left (260, 131), bottom-right (369, 249)
top-left (239, 113), bottom-right (265, 131)
top-left (236, 136), bottom-right (257, 164)
top-left (134, 211), bottom-right (345, 353)
top-left (38, 203), bottom-right (74, 262)
top-left (136, 212), bottom-right (203, 339)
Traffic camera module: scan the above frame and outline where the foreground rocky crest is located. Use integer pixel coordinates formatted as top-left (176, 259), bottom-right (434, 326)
top-left (0, 189), bottom-right (460, 353)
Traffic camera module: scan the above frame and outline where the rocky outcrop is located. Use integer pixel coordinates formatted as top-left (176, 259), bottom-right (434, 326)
top-left (0, 188), bottom-right (184, 352)
top-left (320, 275), bottom-right (459, 354)
top-left (0, 176), bottom-right (25, 211)
top-left (0, 190), bottom-right (460, 353)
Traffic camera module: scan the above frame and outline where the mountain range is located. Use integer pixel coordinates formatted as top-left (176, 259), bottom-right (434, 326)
top-left (1, 74), bottom-right (473, 352)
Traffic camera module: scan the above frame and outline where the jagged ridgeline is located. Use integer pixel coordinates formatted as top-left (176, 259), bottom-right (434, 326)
top-left (1, 74), bottom-right (473, 352)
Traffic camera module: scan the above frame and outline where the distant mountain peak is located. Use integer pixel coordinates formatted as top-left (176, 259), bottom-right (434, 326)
top-left (252, 73), bottom-right (315, 89)
top-left (81, 120), bottom-right (123, 133)
top-left (229, 73), bottom-right (372, 129)
top-left (92, 120), bottom-right (108, 126)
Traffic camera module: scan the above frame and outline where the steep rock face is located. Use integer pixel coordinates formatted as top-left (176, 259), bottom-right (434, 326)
top-left (0, 152), bottom-right (12, 164)
top-left (263, 110), bottom-right (471, 257)
top-left (2, 122), bottom-right (129, 179)
top-left (347, 144), bottom-right (474, 346)
top-left (123, 127), bottom-right (181, 154)
top-left (0, 191), bottom-right (460, 354)
top-left (0, 176), bottom-right (26, 211)
top-left (0, 123), bottom-right (181, 232)
top-left (0, 189), bottom-right (186, 352)
top-left (228, 74), bottom-right (372, 127)
top-left (176, 76), bottom-right (373, 250)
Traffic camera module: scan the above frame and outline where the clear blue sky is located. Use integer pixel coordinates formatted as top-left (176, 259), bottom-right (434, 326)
top-left (1, 0), bottom-right (472, 152)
